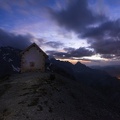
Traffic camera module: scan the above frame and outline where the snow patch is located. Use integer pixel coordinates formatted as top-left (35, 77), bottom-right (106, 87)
top-left (3, 56), bottom-right (6, 61)
top-left (3, 53), bottom-right (9, 56)
top-left (11, 64), bottom-right (20, 72)
top-left (8, 58), bottom-right (13, 62)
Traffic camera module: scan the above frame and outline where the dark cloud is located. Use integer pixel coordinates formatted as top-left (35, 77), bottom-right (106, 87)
top-left (91, 40), bottom-right (120, 55)
top-left (45, 41), bottom-right (64, 48)
top-left (47, 47), bottom-right (94, 59)
top-left (64, 47), bottom-right (75, 52)
top-left (64, 47), bottom-right (94, 57)
top-left (0, 29), bottom-right (32, 49)
top-left (82, 19), bottom-right (120, 59)
top-left (82, 20), bottom-right (120, 40)
top-left (49, 0), bottom-right (106, 32)
top-left (0, 29), bottom-right (64, 50)
top-left (101, 54), bottom-right (116, 59)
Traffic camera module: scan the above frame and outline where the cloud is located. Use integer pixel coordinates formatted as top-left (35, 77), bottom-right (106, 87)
top-left (0, 28), bottom-right (65, 50)
top-left (91, 40), bottom-right (120, 55)
top-left (47, 47), bottom-right (94, 59)
top-left (0, 0), bottom-right (28, 12)
top-left (49, 0), bottom-right (106, 33)
top-left (0, 29), bottom-right (33, 49)
top-left (48, 0), bottom-right (120, 60)
top-left (69, 57), bottom-right (103, 63)
top-left (0, 0), bottom-right (56, 15)
top-left (1, 0), bottom-right (119, 62)
top-left (82, 20), bottom-right (120, 40)
top-left (101, 54), bottom-right (116, 59)
top-left (82, 19), bottom-right (120, 59)
top-left (45, 41), bottom-right (64, 48)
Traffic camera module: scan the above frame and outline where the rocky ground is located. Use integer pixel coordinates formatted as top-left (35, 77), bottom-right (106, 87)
top-left (0, 72), bottom-right (120, 120)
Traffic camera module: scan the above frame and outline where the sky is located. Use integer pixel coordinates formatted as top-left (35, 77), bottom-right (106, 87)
top-left (0, 0), bottom-right (120, 66)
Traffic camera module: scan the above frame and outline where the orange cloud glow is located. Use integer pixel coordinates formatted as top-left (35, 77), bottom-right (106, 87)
top-left (57, 58), bottom-right (91, 65)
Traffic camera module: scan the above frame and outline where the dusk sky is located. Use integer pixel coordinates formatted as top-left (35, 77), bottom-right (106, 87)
top-left (0, 0), bottom-right (120, 66)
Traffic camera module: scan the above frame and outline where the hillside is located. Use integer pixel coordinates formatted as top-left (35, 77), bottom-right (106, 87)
top-left (49, 59), bottom-right (120, 100)
top-left (90, 65), bottom-right (120, 79)
top-left (0, 72), bottom-right (120, 120)
top-left (0, 47), bottom-right (21, 77)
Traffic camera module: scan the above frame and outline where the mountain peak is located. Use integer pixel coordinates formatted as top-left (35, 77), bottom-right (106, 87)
top-left (75, 61), bottom-right (86, 67)
top-left (75, 61), bottom-right (82, 65)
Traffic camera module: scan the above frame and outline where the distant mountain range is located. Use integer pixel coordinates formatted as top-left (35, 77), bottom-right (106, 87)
top-left (90, 65), bottom-right (120, 79)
